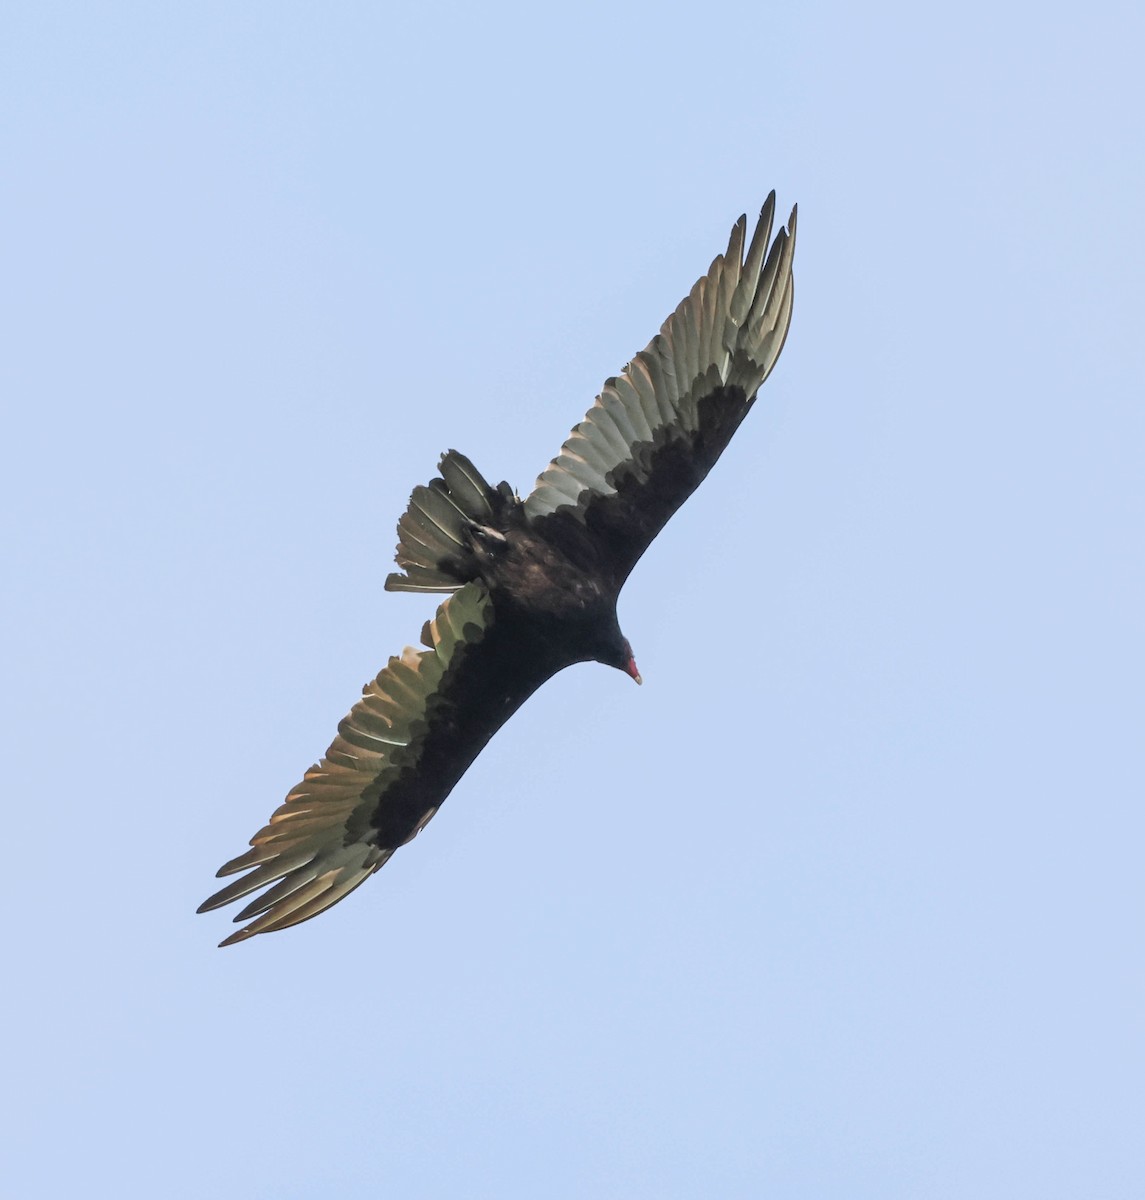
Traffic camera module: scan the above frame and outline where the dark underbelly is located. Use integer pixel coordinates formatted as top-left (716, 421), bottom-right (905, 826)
top-left (365, 611), bottom-right (574, 849)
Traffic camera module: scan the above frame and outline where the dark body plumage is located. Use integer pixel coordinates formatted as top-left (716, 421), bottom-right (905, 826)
top-left (371, 528), bottom-right (631, 853)
top-left (200, 195), bottom-right (797, 945)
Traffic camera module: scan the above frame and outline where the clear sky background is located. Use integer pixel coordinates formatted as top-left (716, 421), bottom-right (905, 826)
top-left (3, 3), bottom-right (1142, 1197)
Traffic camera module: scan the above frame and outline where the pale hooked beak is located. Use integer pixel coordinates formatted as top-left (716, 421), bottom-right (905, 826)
top-left (626, 656), bottom-right (643, 686)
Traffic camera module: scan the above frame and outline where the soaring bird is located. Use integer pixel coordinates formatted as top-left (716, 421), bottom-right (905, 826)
top-left (199, 193), bottom-right (797, 945)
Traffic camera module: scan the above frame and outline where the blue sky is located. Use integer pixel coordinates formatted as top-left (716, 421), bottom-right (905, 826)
top-left (3, 3), bottom-right (1142, 1197)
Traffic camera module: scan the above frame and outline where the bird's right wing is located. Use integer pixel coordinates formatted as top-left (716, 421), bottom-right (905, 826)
top-left (525, 194), bottom-right (795, 588)
top-left (199, 582), bottom-right (504, 946)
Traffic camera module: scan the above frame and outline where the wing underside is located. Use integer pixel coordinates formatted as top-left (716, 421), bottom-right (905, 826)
top-left (198, 583), bottom-right (494, 945)
top-left (525, 193), bottom-right (796, 584)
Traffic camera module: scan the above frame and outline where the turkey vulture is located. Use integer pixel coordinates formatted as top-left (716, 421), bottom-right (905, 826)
top-left (199, 193), bottom-right (797, 945)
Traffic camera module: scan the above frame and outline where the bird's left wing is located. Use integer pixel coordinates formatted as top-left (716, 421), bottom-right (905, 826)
top-left (199, 582), bottom-right (495, 946)
top-left (525, 194), bottom-right (796, 588)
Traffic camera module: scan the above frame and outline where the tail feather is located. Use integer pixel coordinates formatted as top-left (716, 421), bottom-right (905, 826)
top-left (385, 451), bottom-right (501, 593)
top-left (439, 454), bottom-right (496, 519)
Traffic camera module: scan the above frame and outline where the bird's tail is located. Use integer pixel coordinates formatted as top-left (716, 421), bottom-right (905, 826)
top-left (384, 451), bottom-right (511, 593)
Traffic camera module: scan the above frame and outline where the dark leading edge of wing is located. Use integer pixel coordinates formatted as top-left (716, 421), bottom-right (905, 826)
top-left (525, 193), bottom-right (796, 587)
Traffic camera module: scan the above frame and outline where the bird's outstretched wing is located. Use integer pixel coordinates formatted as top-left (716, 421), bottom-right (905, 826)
top-left (525, 193), bottom-right (796, 587)
top-left (199, 583), bottom-right (526, 945)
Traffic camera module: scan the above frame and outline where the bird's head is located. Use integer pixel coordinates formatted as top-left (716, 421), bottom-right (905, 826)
top-left (595, 623), bottom-right (642, 685)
